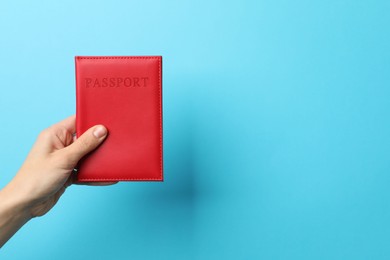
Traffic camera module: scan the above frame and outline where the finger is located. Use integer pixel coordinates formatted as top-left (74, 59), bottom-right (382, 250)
top-left (33, 123), bottom-right (74, 155)
top-left (55, 115), bottom-right (76, 134)
top-left (60, 125), bottom-right (108, 165)
top-left (73, 181), bottom-right (118, 186)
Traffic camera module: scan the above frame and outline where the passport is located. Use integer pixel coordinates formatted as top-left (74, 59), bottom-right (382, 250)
top-left (75, 56), bottom-right (163, 182)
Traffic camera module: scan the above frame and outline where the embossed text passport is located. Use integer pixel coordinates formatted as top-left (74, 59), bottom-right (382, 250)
top-left (75, 56), bottom-right (163, 182)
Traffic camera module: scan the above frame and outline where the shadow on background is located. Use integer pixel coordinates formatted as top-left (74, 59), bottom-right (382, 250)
top-left (111, 81), bottom-right (199, 256)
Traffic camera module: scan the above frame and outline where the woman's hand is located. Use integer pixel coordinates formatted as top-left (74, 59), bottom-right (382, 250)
top-left (0, 115), bottom-right (115, 247)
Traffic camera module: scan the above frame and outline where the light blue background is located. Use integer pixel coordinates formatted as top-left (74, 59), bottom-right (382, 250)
top-left (0, 0), bottom-right (389, 259)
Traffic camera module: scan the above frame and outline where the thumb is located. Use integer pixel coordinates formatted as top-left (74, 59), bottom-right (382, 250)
top-left (62, 125), bottom-right (108, 165)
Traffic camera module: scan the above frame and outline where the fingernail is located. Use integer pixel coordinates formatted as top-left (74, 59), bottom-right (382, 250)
top-left (93, 126), bottom-right (107, 138)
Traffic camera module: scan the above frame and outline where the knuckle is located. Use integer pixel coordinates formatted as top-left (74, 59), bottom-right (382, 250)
top-left (56, 127), bottom-right (68, 139)
top-left (38, 128), bottom-right (51, 140)
top-left (53, 127), bottom-right (71, 144)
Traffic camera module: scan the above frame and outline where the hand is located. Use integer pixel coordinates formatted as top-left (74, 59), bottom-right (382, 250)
top-left (0, 115), bottom-right (115, 247)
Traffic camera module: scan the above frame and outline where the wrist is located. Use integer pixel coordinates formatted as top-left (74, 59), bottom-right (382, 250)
top-left (0, 182), bottom-right (32, 248)
top-left (0, 180), bottom-right (33, 221)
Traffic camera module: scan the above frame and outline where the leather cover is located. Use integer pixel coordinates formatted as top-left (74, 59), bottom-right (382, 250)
top-left (75, 56), bottom-right (163, 182)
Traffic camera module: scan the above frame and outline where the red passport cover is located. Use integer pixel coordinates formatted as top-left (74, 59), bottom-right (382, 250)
top-left (75, 56), bottom-right (163, 182)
